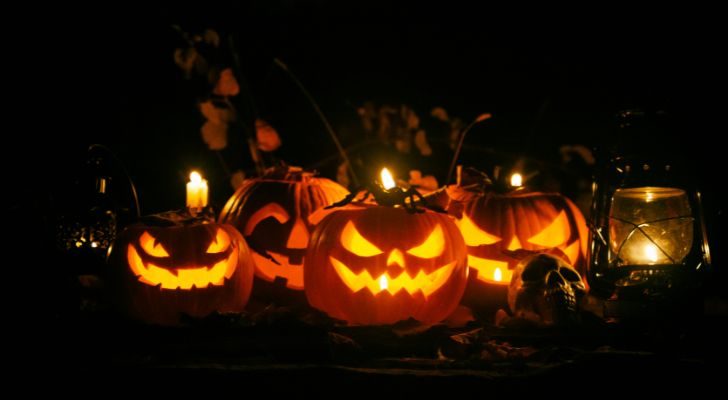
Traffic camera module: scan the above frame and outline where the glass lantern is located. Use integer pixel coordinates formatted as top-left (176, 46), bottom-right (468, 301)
top-left (588, 155), bottom-right (711, 317)
top-left (53, 145), bottom-right (140, 275)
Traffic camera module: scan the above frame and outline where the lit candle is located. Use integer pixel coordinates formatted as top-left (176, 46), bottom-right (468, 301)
top-left (380, 168), bottom-right (396, 190)
top-left (510, 173), bottom-right (523, 188)
top-left (643, 243), bottom-right (659, 263)
top-left (186, 171), bottom-right (208, 209)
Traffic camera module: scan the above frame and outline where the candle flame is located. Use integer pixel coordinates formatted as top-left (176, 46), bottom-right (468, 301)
top-left (510, 173), bottom-right (523, 188)
top-left (190, 171), bottom-right (202, 183)
top-left (644, 243), bottom-right (659, 263)
top-left (379, 274), bottom-right (389, 290)
top-left (380, 168), bottom-right (396, 190)
top-left (493, 267), bottom-right (503, 282)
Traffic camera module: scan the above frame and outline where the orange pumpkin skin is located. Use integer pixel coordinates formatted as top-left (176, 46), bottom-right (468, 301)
top-left (219, 167), bottom-right (349, 295)
top-left (447, 187), bottom-right (588, 310)
top-left (107, 219), bottom-right (254, 326)
top-left (305, 204), bottom-right (468, 325)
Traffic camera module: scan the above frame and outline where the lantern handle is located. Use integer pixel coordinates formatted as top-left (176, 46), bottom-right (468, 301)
top-left (88, 144), bottom-right (141, 218)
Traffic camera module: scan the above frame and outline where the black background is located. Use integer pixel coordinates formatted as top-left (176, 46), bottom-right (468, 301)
top-left (29, 1), bottom-right (724, 266)
top-left (9, 0), bottom-right (728, 388)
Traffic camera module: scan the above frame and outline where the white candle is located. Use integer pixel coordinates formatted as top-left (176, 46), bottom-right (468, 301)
top-left (186, 171), bottom-right (208, 208)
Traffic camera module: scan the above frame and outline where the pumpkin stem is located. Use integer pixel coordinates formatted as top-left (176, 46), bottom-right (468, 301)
top-left (141, 208), bottom-right (216, 227)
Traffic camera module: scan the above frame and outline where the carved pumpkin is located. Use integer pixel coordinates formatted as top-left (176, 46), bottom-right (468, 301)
top-left (219, 166), bottom-right (349, 294)
top-left (304, 204), bottom-right (468, 325)
top-left (442, 174), bottom-right (589, 313)
top-left (449, 187), bottom-right (589, 285)
top-left (107, 212), bottom-right (254, 325)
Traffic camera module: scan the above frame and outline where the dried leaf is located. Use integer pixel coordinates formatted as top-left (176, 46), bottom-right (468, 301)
top-left (394, 138), bottom-right (410, 154)
top-left (358, 102), bottom-right (377, 133)
top-left (199, 100), bottom-right (235, 124)
top-left (201, 121), bottom-right (227, 150)
top-left (414, 129), bottom-right (432, 156)
top-left (230, 170), bottom-right (246, 190)
top-left (408, 170), bottom-right (438, 192)
top-left (174, 47), bottom-right (198, 78)
top-left (442, 305), bottom-right (475, 328)
top-left (256, 119), bottom-right (281, 152)
top-left (213, 68), bottom-right (240, 96)
top-left (475, 113), bottom-right (493, 123)
top-left (431, 107), bottom-right (450, 122)
top-left (203, 29), bottom-right (220, 47)
top-left (378, 105), bottom-right (397, 142)
top-left (403, 105), bottom-right (420, 130)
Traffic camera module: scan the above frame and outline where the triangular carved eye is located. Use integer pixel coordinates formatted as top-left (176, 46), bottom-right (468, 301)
top-left (458, 214), bottom-right (501, 246)
top-left (341, 221), bottom-right (383, 257)
top-left (206, 229), bottom-right (231, 254)
top-left (527, 210), bottom-right (570, 248)
top-left (140, 231), bottom-right (170, 258)
top-left (244, 203), bottom-right (290, 236)
top-left (407, 225), bottom-right (445, 258)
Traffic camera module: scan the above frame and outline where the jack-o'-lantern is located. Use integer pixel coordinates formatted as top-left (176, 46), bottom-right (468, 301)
top-left (107, 211), bottom-right (254, 325)
top-left (219, 166), bottom-right (349, 293)
top-left (305, 203), bottom-right (468, 325)
top-left (444, 169), bottom-right (588, 311)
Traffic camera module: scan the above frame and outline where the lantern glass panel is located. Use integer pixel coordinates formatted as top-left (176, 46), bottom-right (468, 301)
top-left (609, 186), bottom-right (693, 266)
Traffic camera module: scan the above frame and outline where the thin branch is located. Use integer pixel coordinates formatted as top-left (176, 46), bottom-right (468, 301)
top-left (446, 113), bottom-right (492, 185)
top-left (274, 58), bottom-right (359, 186)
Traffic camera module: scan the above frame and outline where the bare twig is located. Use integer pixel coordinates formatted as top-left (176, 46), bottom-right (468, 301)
top-left (446, 113), bottom-right (492, 185)
top-left (274, 58), bottom-right (359, 186)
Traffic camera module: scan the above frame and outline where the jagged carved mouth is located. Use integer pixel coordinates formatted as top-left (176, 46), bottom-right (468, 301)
top-left (467, 255), bottom-right (513, 284)
top-left (251, 251), bottom-right (305, 289)
top-left (330, 257), bottom-right (456, 297)
top-left (127, 245), bottom-right (237, 290)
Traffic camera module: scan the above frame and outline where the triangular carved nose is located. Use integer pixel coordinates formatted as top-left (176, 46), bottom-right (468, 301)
top-left (507, 236), bottom-right (522, 251)
top-left (386, 249), bottom-right (405, 268)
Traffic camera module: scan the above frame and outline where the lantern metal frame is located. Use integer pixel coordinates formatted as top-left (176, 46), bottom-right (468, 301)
top-left (587, 154), bottom-right (711, 317)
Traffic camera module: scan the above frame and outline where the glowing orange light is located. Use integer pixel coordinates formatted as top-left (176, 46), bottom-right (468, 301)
top-left (379, 275), bottom-right (388, 290)
top-left (331, 257), bottom-right (456, 297)
top-left (457, 215), bottom-right (501, 246)
top-left (406, 225), bottom-right (445, 258)
top-left (341, 221), bottom-right (383, 256)
top-left (128, 245), bottom-right (237, 290)
top-left (644, 243), bottom-right (659, 263)
top-left (467, 255), bottom-right (513, 285)
top-left (380, 168), bottom-right (396, 190)
top-left (510, 173), bottom-right (523, 187)
top-left (527, 210), bottom-right (570, 247)
top-left (493, 267), bottom-right (502, 282)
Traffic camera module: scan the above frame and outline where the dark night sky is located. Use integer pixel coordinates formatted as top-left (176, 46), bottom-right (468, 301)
top-left (21, 2), bottom-right (723, 263)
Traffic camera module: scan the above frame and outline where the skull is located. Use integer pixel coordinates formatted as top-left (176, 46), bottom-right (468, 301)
top-left (507, 253), bottom-right (587, 326)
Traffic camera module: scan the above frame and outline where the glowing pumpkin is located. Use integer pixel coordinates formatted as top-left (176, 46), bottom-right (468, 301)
top-left (219, 166), bottom-right (349, 295)
top-left (107, 213), bottom-right (254, 325)
top-left (304, 204), bottom-right (468, 325)
top-left (445, 181), bottom-right (588, 311)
